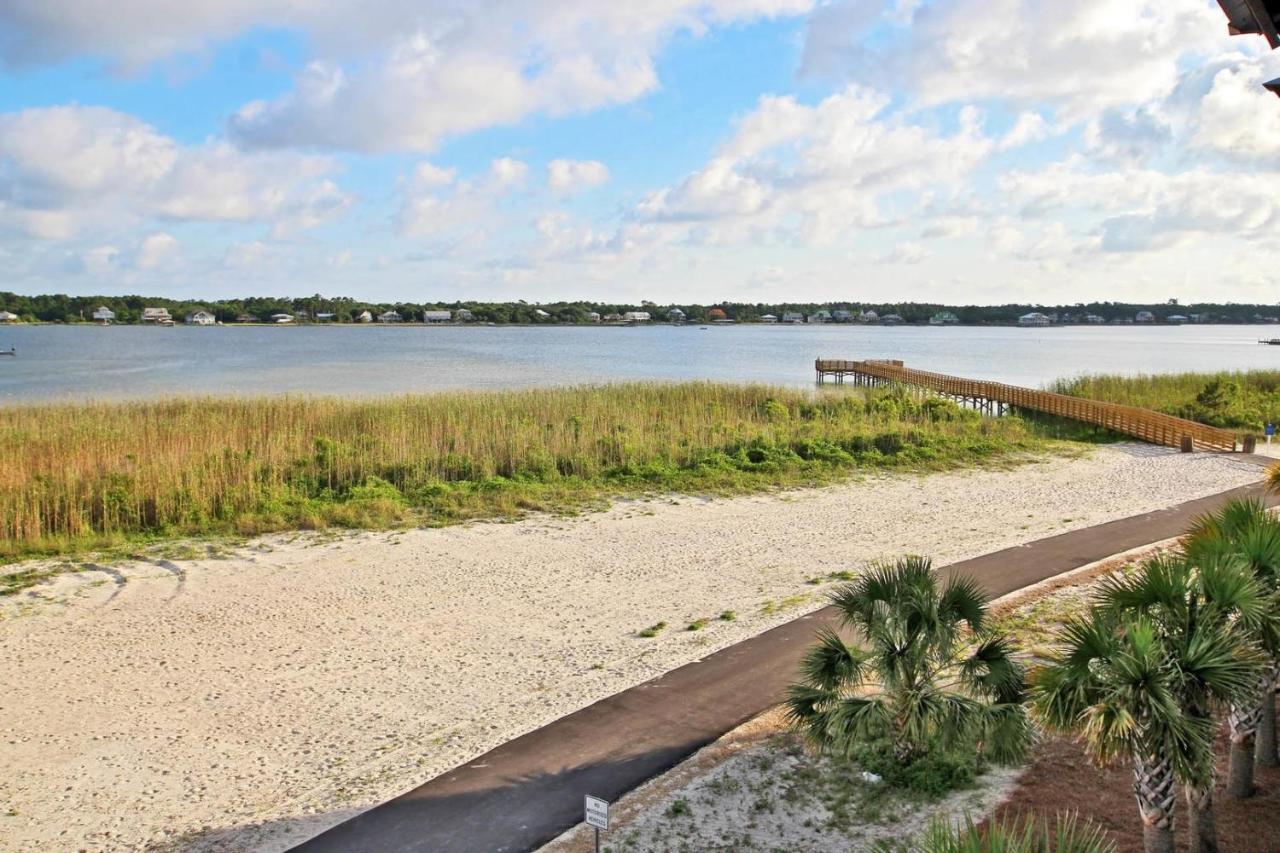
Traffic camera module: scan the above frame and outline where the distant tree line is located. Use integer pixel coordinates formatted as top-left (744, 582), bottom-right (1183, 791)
top-left (1, 291), bottom-right (1277, 325)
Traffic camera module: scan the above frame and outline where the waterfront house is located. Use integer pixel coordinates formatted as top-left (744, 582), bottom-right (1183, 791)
top-left (455, 309), bottom-right (474, 322)
top-left (92, 306), bottom-right (115, 324)
top-left (880, 313), bottom-right (904, 325)
top-left (667, 308), bottom-right (686, 323)
top-left (422, 310), bottom-right (452, 323)
top-left (1017, 312), bottom-right (1051, 327)
top-left (534, 309), bottom-right (551, 319)
top-left (315, 312), bottom-right (336, 322)
top-left (760, 314), bottom-right (778, 324)
top-left (140, 307), bottom-right (171, 324)
top-left (1166, 314), bottom-right (1189, 325)
top-left (832, 310), bottom-right (853, 322)
top-left (622, 311), bottom-right (651, 323)
top-left (356, 310), bottom-right (373, 323)
top-left (807, 310), bottom-right (831, 324)
top-left (602, 313), bottom-right (623, 322)
top-left (234, 314), bottom-right (258, 323)
top-left (185, 310), bottom-right (216, 326)
top-left (857, 310), bottom-right (879, 323)
top-left (271, 313), bottom-right (295, 324)
top-left (1084, 314), bottom-right (1106, 324)
top-left (929, 311), bottom-right (959, 326)
top-left (0, 310), bottom-right (18, 324)
top-left (1135, 310), bottom-right (1155, 324)
top-left (586, 311), bottom-right (601, 322)
top-left (378, 310), bottom-right (403, 323)
top-left (782, 311), bottom-right (805, 324)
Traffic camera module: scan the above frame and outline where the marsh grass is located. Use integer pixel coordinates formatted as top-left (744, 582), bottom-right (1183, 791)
top-left (1052, 370), bottom-right (1280, 432)
top-left (0, 381), bottom-right (1059, 561)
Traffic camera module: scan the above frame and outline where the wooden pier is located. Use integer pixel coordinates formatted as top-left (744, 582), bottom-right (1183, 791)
top-left (816, 359), bottom-right (1243, 452)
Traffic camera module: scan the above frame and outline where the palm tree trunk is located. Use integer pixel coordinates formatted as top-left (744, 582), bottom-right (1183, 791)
top-left (1228, 699), bottom-right (1262, 798)
top-left (1133, 754), bottom-right (1176, 853)
top-left (1256, 675), bottom-right (1278, 769)
top-left (1185, 783), bottom-right (1218, 853)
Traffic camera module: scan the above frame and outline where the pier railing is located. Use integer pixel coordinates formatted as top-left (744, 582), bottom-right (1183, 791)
top-left (815, 359), bottom-right (1241, 452)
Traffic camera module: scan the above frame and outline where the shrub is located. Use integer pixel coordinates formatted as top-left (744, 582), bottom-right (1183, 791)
top-left (914, 812), bottom-right (1116, 853)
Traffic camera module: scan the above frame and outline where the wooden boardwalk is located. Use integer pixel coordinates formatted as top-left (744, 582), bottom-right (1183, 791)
top-left (816, 359), bottom-right (1243, 452)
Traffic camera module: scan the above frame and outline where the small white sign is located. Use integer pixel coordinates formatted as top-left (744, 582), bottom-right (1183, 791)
top-left (584, 795), bottom-right (609, 830)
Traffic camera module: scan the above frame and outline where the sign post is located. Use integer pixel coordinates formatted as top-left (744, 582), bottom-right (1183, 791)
top-left (584, 795), bottom-right (609, 853)
top-left (1267, 423), bottom-right (1275, 446)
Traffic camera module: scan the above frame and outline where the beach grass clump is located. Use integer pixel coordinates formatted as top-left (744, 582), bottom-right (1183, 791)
top-left (1051, 370), bottom-right (1280, 432)
top-left (0, 382), bottom-right (1057, 560)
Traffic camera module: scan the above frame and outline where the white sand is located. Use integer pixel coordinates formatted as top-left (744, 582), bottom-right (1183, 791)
top-left (539, 707), bottom-right (1022, 853)
top-left (0, 445), bottom-right (1263, 852)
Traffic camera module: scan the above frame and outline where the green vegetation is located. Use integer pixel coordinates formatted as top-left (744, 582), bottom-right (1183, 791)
top-left (913, 812), bottom-right (1116, 853)
top-left (1052, 371), bottom-right (1280, 432)
top-left (1030, 509), bottom-right (1280, 853)
top-left (637, 622), bottom-right (668, 639)
top-left (785, 556), bottom-right (1032, 769)
top-left (0, 382), bottom-right (1062, 562)
top-left (2, 290), bottom-right (1275, 325)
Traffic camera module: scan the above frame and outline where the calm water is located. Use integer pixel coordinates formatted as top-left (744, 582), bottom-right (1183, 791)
top-left (1, 323), bottom-right (1278, 403)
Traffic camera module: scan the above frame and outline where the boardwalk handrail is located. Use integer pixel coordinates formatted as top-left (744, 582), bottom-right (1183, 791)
top-left (816, 359), bottom-right (1240, 452)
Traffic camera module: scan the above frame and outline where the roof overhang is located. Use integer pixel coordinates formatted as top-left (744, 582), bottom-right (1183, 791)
top-left (1218, 0), bottom-right (1280, 48)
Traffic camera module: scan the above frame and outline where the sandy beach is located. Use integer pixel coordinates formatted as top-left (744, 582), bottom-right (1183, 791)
top-left (0, 445), bottom-right (1264, 852)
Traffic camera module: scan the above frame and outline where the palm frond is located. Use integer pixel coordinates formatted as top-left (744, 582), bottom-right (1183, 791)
top-left (798, 627), bottom-right (870, 691)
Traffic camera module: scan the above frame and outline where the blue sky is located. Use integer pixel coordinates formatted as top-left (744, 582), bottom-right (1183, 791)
top-left (1, 1), bottom-right (1278, 305)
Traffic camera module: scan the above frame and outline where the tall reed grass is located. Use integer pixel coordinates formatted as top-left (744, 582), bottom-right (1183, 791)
top-left (0, 382), bottom-right (1051, 560)
top-left (1051, 371), bottom-right (1280, 431)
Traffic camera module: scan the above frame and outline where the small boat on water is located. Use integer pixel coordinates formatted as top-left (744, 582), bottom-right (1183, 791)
top-left (0, 347), bottom-right (15, 356)
top-left (1260, 339), bottom-right (1280, 345)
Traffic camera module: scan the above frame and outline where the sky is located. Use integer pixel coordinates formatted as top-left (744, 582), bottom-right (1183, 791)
top-left (1, 0), bottom-right (1278, 306)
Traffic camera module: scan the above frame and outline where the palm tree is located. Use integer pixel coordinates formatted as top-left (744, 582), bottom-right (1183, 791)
top-left (1032, 607), bottom-right (1252, 853)
top-left (784, 556), bottom-right (1031, 768)
top-left (1092, 553), bottom-right (1267, 853)
top-left (1183, 498), bottom-right (1280, 797)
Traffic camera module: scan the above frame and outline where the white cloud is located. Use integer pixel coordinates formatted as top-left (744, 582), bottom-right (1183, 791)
top-left (397, 156), bottom-right (529, 243)
top-left (1191, 62), bottom-right (1280, 161)
top-left (135, 231), bottom-right (179, 269)
top-left (0, 106), bottom-right (352, 238)
top-left (876, 240), bottom-right (930, 264)
top-left (546, 159), bottom-right (609, 194)
top-left (634, 85), bottom-right (992, 244)
top-left (800, 0), bottom-right (1227, 125)
top-left (146, 1), bottom-right (811, 152)
top-left (998, 111), bottom-right (1051, 150)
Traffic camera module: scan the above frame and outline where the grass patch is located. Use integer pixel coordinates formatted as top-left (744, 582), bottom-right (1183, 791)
top-left (637, 621), bottom-right (668, 638)
top-left (1051, 370), bottom-right (1280, 432)
top-left (686, 618), bottom-right (709, 632)
top-left (0, 381), bottom-right (1067, 562)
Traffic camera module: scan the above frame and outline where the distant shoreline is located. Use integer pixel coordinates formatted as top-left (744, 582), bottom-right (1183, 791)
top-left (1, 320), bottom-right (1270, 329)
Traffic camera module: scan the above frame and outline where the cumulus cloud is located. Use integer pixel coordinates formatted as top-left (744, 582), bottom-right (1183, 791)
top-left (135, 231), bottom-right (179, 269)
top-left (802, 0), bottom-right (1222, 121)
top-left (86, 0), bottom-right (811, 152)
top-left (998, 111), bottom-right (1051, 150)
top-left (546, 159), bottom-right (609, 194)
top-left (634, 85), bottom-right (991, 244)
top-left (1191, 62), bottom-right (1280, 161)
top-left (0, 105), bottom-right (352, 238)
top-left (397, 156), bottom-right (530, 244)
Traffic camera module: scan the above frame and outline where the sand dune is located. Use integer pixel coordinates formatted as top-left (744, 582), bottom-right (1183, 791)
top-left (0, 445), bottom-right (1263, 852)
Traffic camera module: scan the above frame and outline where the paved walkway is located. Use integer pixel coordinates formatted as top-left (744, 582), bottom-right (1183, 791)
top-left (294, 465), bottom-right (1277, 853)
